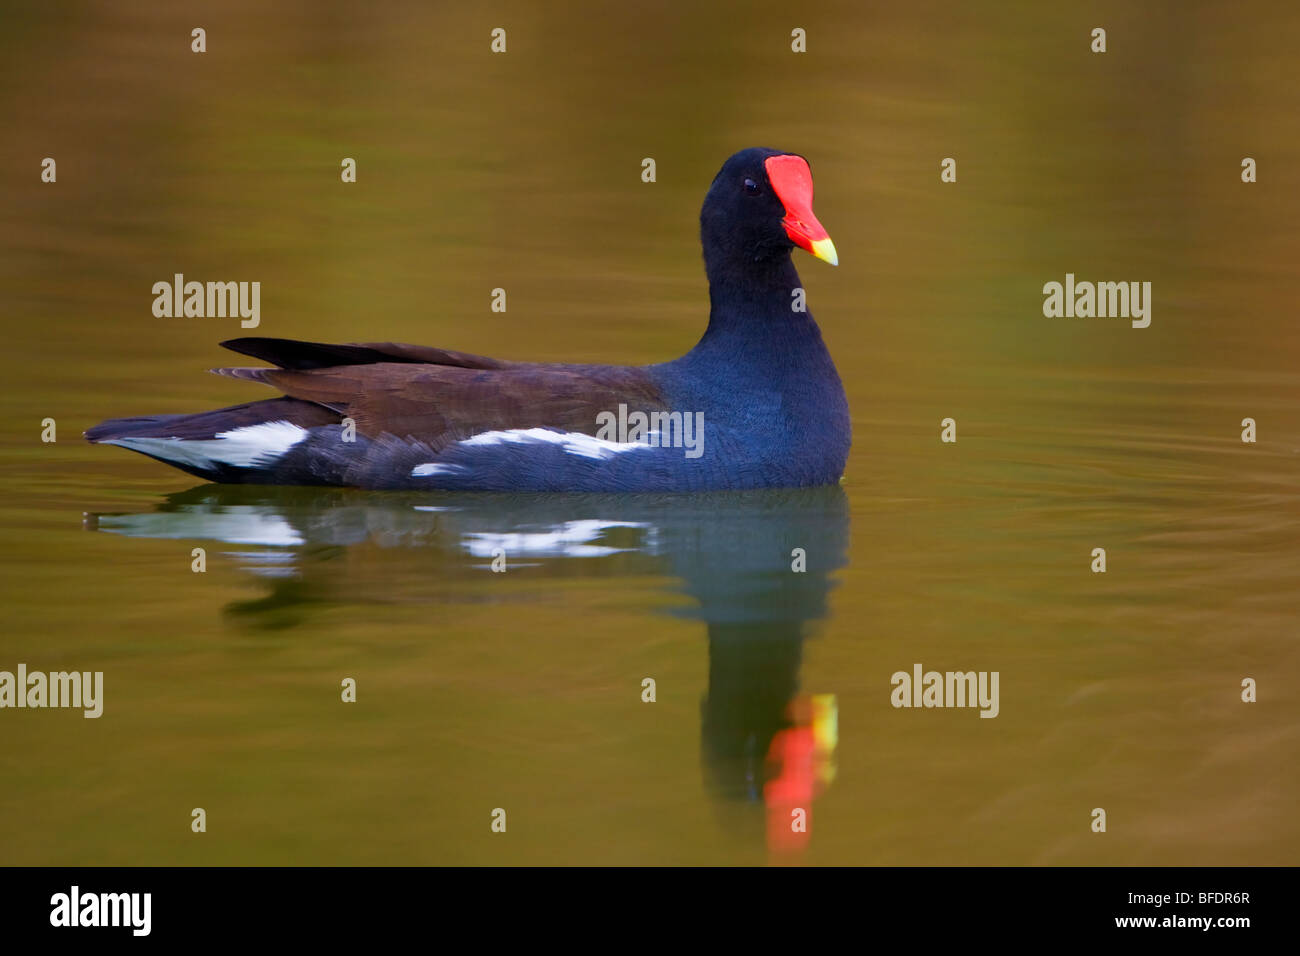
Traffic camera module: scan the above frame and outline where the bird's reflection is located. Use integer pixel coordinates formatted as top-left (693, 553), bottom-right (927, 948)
top-left (88, 484), bottom-right (849, 855)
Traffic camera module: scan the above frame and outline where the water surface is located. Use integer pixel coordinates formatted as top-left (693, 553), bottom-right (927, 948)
top-left (1, 0), bottom-right (1297, 864)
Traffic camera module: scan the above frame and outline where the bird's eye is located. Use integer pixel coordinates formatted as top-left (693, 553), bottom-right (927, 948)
top-left (743, 178), bottom-right (760, 195)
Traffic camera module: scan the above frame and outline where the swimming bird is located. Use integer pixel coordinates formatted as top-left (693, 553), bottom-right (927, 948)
top-left (87, 147), bottom-right (850, 491)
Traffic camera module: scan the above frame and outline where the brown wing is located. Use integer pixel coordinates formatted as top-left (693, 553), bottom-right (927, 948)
top-left (215, 359), bottom-right (669, 451)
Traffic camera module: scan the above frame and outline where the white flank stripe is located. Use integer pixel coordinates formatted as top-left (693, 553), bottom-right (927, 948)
top-left (104, 420), bottom-right (309, 470)
top-left (457, 427), bottom-right (654, 460)
top-left (411, 428), bottom-right (650, 478)
top-left (410, 463), bottom-right (467, 478)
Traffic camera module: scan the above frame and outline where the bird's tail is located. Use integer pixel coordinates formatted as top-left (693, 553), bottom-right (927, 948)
top-left (86, 397), bottom-right (340, 483)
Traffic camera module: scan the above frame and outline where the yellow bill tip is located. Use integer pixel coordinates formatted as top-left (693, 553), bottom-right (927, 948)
top-left (810, 237), bottom-right (838, 266)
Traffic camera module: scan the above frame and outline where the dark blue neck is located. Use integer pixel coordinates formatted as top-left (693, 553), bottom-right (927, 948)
top-left (650, 247), bottom-right (851, 486)
top-left (691, 254), bottom-right (827, 361)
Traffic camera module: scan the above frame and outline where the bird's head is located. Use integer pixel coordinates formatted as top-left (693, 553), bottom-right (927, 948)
top-left (700, 147), bottom-right (838, 277)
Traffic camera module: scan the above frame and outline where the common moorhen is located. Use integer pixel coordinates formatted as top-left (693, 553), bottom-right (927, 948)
top-left (87, 147), bottom-right (850, 491)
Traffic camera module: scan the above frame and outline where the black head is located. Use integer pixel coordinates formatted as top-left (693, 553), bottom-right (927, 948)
top-left (700, 147), bottom-right (837, 282)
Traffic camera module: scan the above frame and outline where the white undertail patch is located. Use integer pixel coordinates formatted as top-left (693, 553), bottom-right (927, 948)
top-left (103, 421), bottom-right (309, 471)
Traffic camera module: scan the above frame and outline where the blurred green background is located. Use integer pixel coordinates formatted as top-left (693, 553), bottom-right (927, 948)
top-left (0, 0), bottom-right (1297, 864)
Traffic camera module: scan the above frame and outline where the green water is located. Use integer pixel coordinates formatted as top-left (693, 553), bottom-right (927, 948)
top-left (1, 0), bottom-right (1297, 864)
